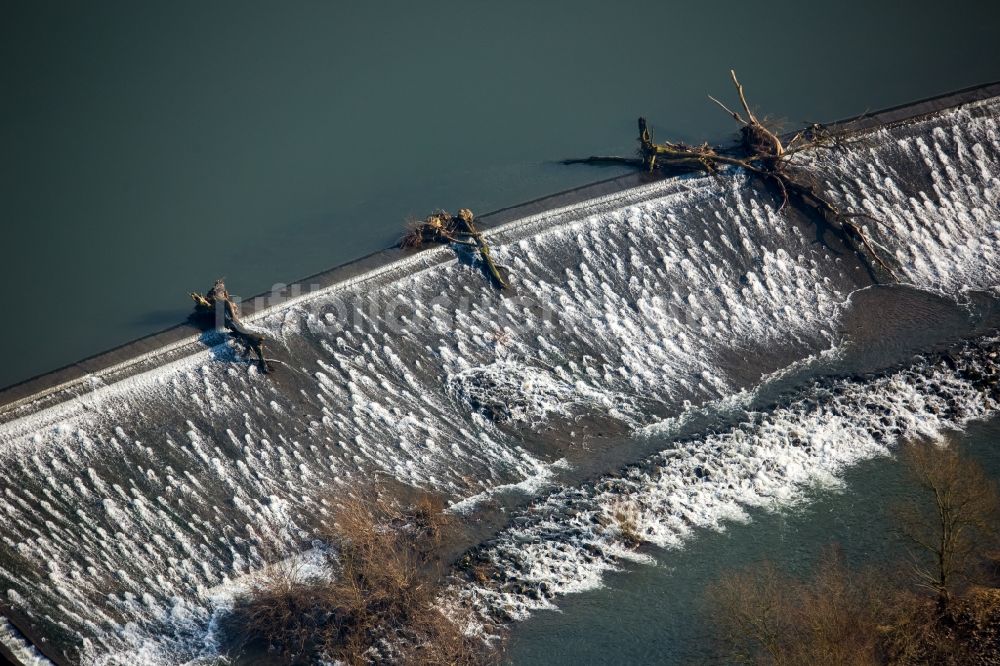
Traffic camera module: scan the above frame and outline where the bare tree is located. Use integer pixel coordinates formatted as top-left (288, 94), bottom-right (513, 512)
top-left (708, 438), bottom-right (1000, 664)
top-left (896, 438), bottom-right (1000, 609)
top-left (708, 549), bottom-right (886, 665)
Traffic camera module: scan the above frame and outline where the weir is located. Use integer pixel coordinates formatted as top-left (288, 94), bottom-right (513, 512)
top-left (1, 83), bottom-right (999, 664)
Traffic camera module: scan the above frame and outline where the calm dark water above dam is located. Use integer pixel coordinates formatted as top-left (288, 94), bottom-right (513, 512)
top-left (3, 0), bottom-right (1000, 389)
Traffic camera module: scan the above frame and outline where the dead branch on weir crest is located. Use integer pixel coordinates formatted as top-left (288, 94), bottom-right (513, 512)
top-left (564, 70), bottom-right (897, 279)
top-left (190, 278), bottom-right (272, 373)
top-left (401, 208), bottom-right (511, 289)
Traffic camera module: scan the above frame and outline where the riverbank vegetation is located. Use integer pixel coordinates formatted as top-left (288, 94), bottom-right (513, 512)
top-left (225, 489), bottom-right (498, 665)
top-left (708, 438), bottom-right (1000, 664)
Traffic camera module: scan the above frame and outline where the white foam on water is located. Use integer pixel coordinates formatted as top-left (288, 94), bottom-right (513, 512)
top-left (449, 458), bottom-right (572, 515)
top-left (0, 617), bottom-right (53, 666)
top-left (452, 352), bottom-right (997, 623)
top-left (801, 99), bottom-right (1000, 293)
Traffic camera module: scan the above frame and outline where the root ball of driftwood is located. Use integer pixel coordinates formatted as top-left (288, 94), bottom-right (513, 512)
top-left (401, 211), bottom-right (460, 248)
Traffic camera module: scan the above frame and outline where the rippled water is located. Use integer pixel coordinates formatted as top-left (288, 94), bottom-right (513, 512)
top-left (0, 97), bottom-right (998, 664)
top-left (505, 416), bottom-right (1000, 664)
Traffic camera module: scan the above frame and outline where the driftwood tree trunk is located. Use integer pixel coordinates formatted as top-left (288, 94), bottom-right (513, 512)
top-left (400, 208), bottom-right (510, 289)
top-left (191, 279), bottom-right (271, 373)
top-left (453, 209), bottom-right (510, 289)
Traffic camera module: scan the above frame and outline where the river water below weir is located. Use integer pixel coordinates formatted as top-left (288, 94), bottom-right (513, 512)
top-left (506, 417), bottom-right (1000, 665)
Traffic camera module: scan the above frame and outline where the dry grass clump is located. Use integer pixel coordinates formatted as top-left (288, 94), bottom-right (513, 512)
top-left (229, 489), bottom-right (496, 665)
top-left (709, 550), bottom-right (890, 665)
top-left (610, 501), bottom-right (643, 548)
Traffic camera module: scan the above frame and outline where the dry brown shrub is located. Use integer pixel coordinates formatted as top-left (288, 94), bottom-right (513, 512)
top-left (708, 549), bottom-right (887, 665)
top-left (709, 553), bottom-right (1000, 665)
top-left (876, 583), bottom-right (1000, 665)
top-left (610, 502), bottom-right (643, 548)
top-left (229, 488), bottom-right (496, 665)
top-left (232, 561), bottom-right (338, 662)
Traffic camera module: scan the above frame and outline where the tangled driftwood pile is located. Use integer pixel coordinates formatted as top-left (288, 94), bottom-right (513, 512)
top-left (401, 208), bottom-right (510, 289)
top-left (564, 71), bottom-right (896, 278)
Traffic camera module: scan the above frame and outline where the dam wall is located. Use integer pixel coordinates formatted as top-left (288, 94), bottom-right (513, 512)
top-left (3, 80), bottom-right (997, 418)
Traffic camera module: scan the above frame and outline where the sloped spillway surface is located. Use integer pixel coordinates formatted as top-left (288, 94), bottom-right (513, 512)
top-left (0, 95), bottom-right (998, 664)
